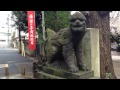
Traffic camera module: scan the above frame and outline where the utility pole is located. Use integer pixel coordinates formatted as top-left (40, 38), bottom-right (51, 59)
top-left (41, 11), bottom-right (46, 57)
top-left (42, 11), bottom-right (46, 41)
top-left (7, 14), bottom-right (10, 47)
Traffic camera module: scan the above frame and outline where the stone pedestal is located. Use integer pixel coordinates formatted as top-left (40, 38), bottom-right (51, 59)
top-left (82, 28), bottom-right (100, 77)
top-left (35, 66), bottom-right (94, 79)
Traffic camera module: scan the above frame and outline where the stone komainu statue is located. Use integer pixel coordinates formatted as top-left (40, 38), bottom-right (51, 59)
top-left (45, 12), bottom-right (88, 73)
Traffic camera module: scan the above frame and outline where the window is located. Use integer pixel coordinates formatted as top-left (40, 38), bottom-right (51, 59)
top-left (0, 40), bottom-right (6, 42)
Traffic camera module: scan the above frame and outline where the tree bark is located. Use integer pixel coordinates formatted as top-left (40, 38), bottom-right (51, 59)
top-left (81, 11), bottom-right (116, 79)
top-left (18, 25), bottom-right (21, 54)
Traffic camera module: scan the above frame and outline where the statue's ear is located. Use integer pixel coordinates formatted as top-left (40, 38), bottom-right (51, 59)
top-left (84, 11), bottom-right (90, 17)
top-left (80, 11), bottom-right (90, 18)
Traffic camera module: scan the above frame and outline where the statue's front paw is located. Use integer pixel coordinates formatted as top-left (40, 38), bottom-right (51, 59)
top-left (69, 66), bottom-right (79, 73)
top-left (80, 66), bottom-right (89, 71)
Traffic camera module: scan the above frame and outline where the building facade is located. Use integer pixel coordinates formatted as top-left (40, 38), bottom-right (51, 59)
top-left (0, 32), bottom-right (11, 48)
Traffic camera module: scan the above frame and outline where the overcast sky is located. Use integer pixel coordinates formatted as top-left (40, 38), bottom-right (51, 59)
top-left (0, 11), bottom-right (12, 33)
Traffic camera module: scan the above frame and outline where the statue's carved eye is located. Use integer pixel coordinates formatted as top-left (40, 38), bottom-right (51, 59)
top-left (70, 18), bottom-right (85, 22)
top-left (70, 19), bottom-right (76, 22)
top-left (79, 19), bottom-right (84, 22)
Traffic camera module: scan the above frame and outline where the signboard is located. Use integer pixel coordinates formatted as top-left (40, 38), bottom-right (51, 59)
top-left (27, 11), bottom-right (36, 50)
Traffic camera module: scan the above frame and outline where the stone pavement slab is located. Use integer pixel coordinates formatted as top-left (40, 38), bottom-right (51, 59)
top-left (0, 72), bottom-right (34, 79)
top-left (112, 51), bottom-right (120, 79)
top-left (0, 48), bottom-right (33, 78)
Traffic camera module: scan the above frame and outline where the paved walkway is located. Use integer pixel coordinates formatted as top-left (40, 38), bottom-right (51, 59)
top-left (112, 51), bottom-right (120, 79)
top-left (0, 47), bottom-right (34, 79)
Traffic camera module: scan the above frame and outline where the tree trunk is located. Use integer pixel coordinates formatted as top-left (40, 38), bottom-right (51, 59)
top-left (82, 11), bottom-right (116, 79)
top-left (18, 25), bottom-right (21, 54)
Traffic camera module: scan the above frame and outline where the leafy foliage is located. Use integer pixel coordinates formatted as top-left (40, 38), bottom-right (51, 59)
top-left (45, 11), bottom-right (70, 32)
top-left (12, 11), bottom-right (42, 32)
top-left (12, 11), bottom-right (27, 31)
top-left (110, 27), bottom-right (120, 44)
top-left (12, 11), bottom-right (70, 31)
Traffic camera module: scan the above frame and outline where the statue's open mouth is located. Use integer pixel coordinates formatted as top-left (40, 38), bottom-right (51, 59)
top-left (73, 24), bottom-right (84, 29)
top-left (74, 25), bottom-right (81, 27)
